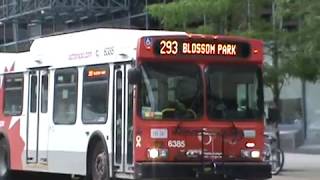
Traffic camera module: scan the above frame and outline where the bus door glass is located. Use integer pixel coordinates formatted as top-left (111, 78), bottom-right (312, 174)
top-left (113, 63), bottom-right (134, 173)
top-left (26, 69), bottom-right (49, 164)
top-left (113, 65), bottom-right (125, 172)
top-left (125, 64), bottom-right (134, 172)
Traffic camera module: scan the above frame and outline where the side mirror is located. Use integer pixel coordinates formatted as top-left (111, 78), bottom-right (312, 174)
top-left (267, 107), bottom-right (280, 123)
top-left (128, 67), bottom-right (141, 85)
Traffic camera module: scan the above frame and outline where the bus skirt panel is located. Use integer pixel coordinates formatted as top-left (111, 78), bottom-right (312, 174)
top-left (135, 161), bottom-right (271, 179)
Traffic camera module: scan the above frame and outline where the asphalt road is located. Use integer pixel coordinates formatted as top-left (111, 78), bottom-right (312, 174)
top-left (10, 153), bottom-right (320, 180)
top-left (11, 171), bottom-right (71, 180)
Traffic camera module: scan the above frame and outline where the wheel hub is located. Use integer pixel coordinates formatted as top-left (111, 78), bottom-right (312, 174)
top-left (95, 152), bottom-right (106, 176)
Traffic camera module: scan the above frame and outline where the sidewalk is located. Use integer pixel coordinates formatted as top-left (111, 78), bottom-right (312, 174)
top-left (294, 144), bottom-right (320, 154)
top-left (272, 153), bottom-right (320, 180)
top-left (288, 138), bottom-right (320, 154)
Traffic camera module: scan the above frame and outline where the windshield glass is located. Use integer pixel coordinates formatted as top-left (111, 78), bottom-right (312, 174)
top-left (139, 62), bottom-right (203, 120)
top-left (206, 65), bottom-right (263, 120)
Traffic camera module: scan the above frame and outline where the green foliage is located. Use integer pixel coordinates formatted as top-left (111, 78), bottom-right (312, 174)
top-left (263, 62), bottom-right (287, 90)
top-left (147, 0), bottom-right (232, 33)
top-left (278, 0), bottom-right (320, 82)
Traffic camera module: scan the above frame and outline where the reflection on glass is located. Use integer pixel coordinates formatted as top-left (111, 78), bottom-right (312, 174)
top-left (82, 64), bottom-right (109, 123)
top-left (4, 73), bottom-right (24, 116)
top-left (139, 62), bottom-right (203, 120)
top-left (53, 68), bottom-right (78, 124)
top-left (206, 66), bottom-right (263, 120)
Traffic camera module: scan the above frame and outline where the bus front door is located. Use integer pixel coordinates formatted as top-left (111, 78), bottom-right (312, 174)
top-left (26, 69), bottom-right (49, 164)
top-left (113, 64), bottom-right (134, 175)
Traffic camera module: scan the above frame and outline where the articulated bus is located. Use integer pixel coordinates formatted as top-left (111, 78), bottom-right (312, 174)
top-left (0, 28), bottom-right (271, 180)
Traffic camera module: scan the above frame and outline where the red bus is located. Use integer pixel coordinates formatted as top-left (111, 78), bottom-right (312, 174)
top-left (130, 34), bottom-right (271, 179)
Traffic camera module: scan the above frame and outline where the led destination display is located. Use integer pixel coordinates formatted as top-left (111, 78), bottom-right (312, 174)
top-left (154, 39), bottom-right (251, 58)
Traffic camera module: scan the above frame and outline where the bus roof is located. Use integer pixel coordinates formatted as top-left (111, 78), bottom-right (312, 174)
top-left (30, 28), bottom-right (186, 69)
top-left (0, 29), bottom-right (263, 74)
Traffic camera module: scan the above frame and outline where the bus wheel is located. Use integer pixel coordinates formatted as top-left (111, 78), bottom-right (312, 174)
top-left (90, 141), bottom-right (109, 180)
top-left (0, 139), bottom-right (10, 180)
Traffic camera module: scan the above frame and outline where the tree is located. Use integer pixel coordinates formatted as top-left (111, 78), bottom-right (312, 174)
top-left (281, 0), bottom-right (320, 82)
top-left (147, 0), bottom-right (232, 34)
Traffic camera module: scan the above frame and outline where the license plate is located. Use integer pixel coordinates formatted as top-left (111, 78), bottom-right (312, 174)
top-left (150, 128), bottom-right (168, 139)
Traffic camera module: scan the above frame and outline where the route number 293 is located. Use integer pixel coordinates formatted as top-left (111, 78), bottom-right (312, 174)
top-left (160, 40), bottom-right (178, 55)
top-left (168, 140), bottom-right (185, 148)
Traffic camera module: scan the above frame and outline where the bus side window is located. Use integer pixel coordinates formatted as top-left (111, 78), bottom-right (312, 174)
top-left (82, 64), bottom-right (109, 123)
top-left (3, 73), bottom-right (24, 116)
top-left (53, 68), bottom-right (78, 124)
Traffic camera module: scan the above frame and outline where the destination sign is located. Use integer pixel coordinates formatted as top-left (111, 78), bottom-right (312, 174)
top-left (88, 70), bottom-right (107, 77)
top-left (154, 39), bottom-right (251, 58)
top-left (84, 66), bottom-right (109, 81)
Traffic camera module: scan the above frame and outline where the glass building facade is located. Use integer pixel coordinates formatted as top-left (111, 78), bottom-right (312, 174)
top-left (0, 0), bottom-right (169, 52)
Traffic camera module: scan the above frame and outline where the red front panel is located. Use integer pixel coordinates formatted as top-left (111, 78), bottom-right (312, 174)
top-left (133, 34), bottom-right (265, 167)
top-left (134, 118), bottom-right (264, 162)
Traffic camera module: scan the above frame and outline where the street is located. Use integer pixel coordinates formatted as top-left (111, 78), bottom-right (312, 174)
top-left (271, 153), bottom-right (320, 180)
top-left (11, 153), bottom-right (320, 180)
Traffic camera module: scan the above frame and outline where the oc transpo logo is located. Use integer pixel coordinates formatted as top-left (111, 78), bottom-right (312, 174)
top-left (197, 128), bottom-right (212, 145)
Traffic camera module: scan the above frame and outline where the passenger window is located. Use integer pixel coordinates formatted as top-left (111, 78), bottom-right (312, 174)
top-left (53, 68), bottom-right (78, 124)
top-left (82, 64), bottom-right (109, 123)
top-left (4, 73), bottom-right (24, 116)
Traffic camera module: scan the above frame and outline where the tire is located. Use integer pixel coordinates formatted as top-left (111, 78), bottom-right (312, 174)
top-left (88, 141), bottom-right (109, 180)
top-left (0, 139), bottom-right (10, 180)
top-left (278, 148), bottom-right (285, 172)
top-left (270, 148), bottom-right (285, 175)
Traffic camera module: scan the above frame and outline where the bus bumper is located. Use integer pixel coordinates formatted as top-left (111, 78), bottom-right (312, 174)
top-left (135, 162), bottom-right (271, 179)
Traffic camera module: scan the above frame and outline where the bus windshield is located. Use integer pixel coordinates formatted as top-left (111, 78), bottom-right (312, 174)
top-left (206, 65), bottom-right (263, 120)
top-left (139, 62), bottom-right (203, 120)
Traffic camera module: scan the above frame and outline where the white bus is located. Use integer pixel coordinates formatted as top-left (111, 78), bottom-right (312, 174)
top-left (0, 28), bottom-right (185, 180)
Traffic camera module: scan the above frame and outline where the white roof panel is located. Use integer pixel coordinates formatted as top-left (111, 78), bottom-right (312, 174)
top-left (0, 52), bottom-right (32, 74)
top-left (30, 28), bottom-right (186, 68)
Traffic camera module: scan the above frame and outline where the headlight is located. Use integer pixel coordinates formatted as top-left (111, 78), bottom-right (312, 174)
top-left (241, 149), bottom-right (260, 159)
top-left (251, 150), bottom-right (260, 158)
top-left (241, 149), bottom-right (251, 158)
top-left (148, 148), bottom-right (168, 159)
top-left (159, 149), bottom-right (168, 158)
top-left (148, 148), bottom-right (159, 159)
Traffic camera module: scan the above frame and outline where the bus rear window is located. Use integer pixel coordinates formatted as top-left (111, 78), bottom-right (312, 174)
top-left (4, 73), bottom-right (24, 116)
top-left (82, 64), bottom-right (109, 123)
